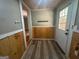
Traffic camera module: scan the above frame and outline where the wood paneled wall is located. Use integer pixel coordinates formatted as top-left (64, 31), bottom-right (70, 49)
top-left (32, 27), bottom-right (55, 39)
top-left (69, 32), bottom-right (79, 59)
top-left (0, 32), bottom-right (25, 59)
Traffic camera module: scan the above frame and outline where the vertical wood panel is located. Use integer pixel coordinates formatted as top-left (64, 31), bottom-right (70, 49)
top-left (0, 31), bottom-right (25, 59)
top-left (69, 32), bottom-right (79, 59)
top-left (32, 27), bottom-right (55, 39)
top-left (9, 35), bottom-right (19, 59)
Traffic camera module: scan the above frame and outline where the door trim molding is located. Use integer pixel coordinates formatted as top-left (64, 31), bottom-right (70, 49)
top-left (19, 0), bottom-right (27, 48)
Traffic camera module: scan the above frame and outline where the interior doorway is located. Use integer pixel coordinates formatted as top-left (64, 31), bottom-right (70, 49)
top-left (23, 16), bottom-right (30, 46)
top-left (22, 6), bottom-right (30, 46)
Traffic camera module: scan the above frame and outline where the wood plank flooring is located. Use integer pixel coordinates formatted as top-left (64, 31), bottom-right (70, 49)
top-left (22, 40), bottom-right (65, 59)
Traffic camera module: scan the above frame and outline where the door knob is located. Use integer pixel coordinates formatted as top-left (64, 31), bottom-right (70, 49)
top-left (65, 32), bottom-right (68, 35)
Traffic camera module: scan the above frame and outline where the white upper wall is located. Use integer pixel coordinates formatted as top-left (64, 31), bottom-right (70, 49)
top-left (31, 9), bottom-right (54, 27)
top-left (0, 0), bottom-right (22, 34)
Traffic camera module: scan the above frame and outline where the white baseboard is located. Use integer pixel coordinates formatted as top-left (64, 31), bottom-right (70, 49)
top-left (32, 38), bottom-right (54, 40)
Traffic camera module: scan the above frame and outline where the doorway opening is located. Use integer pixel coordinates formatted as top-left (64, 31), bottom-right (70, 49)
top-left (22, 5), bottom-right (30, 46)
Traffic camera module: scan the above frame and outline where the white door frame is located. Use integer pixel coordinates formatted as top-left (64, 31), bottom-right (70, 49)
top-left (19, 0), bottom-right (32, 48)
top-left (22, 1), bottom-right (33, 39)
top-left (19, 0), bottom-right (27, 48)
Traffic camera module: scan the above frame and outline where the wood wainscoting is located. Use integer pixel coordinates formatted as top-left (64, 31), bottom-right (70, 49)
top-left (0, 31), bottom-right (25, 59)
top-left (32, 27), bottom-right (55, 39)
top-left (69, 32), bottom-right (79, 59)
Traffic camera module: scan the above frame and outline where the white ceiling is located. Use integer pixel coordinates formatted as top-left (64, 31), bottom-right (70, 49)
top-left (23, 0), bottom-right (65, 10)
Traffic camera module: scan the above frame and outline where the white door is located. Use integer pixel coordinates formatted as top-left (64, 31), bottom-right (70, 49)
top-left (56, 6), bottom-right (70, 53)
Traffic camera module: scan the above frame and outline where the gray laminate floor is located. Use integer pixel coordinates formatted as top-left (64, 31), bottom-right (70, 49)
top-left (22, 40), bottom-right (65, 59)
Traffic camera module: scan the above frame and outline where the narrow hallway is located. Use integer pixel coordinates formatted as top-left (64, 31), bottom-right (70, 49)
top-left (22, 40), bottom-right (64, 59)
top-left (0, 0), bottom-right (79, 59)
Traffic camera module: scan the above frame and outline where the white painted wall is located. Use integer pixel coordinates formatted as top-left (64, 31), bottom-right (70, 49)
top-left (0, 0), bottom-right (22, 34)
top-left (31, 9), bottom-right (54, 27)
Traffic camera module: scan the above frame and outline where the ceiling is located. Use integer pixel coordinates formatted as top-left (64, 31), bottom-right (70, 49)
top-left (23, 0), bottom-right (65, 10)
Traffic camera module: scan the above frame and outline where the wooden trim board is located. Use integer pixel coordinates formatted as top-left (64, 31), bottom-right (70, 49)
top-left (0, 29), bottom-right (23, 39)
